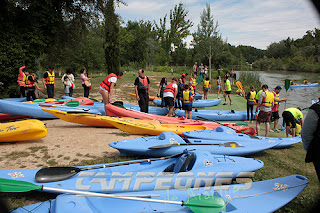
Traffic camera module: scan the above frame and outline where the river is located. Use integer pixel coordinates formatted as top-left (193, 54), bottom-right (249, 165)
top-left (238, 70), bottom-right (320, 119)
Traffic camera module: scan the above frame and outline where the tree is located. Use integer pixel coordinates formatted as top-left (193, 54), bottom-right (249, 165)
top-left (192, 3), bottom-right (223, 78)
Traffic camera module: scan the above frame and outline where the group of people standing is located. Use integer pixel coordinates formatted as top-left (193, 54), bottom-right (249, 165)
top-left (17, 66), bottom-right (93, 100)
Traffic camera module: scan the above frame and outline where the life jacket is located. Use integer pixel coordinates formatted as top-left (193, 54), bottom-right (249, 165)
top-left (290, 80), bottom-right (294, 85)
top-left (183, 90), bottom-right (192, 103)
top-left (25, 75), bottom-right (35, 87)
top-left (261, 91), bottom-right (274, 107)
top-left (273, 91), bottom-right (280, 106)
top-left (190, 78), bottom-right (196, 87)
top-left (248, 91), bottom-right (256, 101)
top-left (164, 82), bottom-right (175, 95)
top-left (137, 76), bottom-right (149, 90)
top-left (305, 102), bottom-right (320, 163)
top-left (17, 71), bottom-right (25, 86)
top-left (225, 79), bottom-right (231, 91)
top-left (189, 87), bottom-right (195, 96)
top-left (45, 71), bottom-right (55, 84)
top-left (216, 79), bottom-right (220, 86)
top-left (160, 83), bottom-right (167, 97)
top-left (303, 80), bottom-right (308, 84)
top-left (203, 80), bottom-right (210, 88)
top-left (100, 73), bottom-right (117, 92)
top-left (255, 90), bottom-right (263, 101)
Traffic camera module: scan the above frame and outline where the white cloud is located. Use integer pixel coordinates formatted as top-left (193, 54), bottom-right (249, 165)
top-left (117, 0), bottom-right (320, 49)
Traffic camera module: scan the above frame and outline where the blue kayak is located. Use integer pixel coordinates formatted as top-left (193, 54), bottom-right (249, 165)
top-left (290, 83), bottom-right (318, 88)
top-left (183, 126), bottom-right (301, 149)
top-left (153, 98), bottom-right (221, 108)
top-left (0, 150), bottom-right (263, 193)
top-left (11, 175), bottom-right (308, 213)
top-left (175, 109), bottom-right (255, 121)
top-left (109, 130), bottom-right (281, 156)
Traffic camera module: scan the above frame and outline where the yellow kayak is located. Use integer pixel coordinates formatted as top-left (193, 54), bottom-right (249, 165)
top-left (101, 117), bottom-right (207, 136)
top-left (42, 109), bottom-right (114, 127)
top-left (0, 119), bottom-right (47, 142)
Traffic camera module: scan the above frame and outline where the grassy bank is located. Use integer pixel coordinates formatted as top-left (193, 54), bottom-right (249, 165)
top-left (2, 70), bottom-right (319, 212)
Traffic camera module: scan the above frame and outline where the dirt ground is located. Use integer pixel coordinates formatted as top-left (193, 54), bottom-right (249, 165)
top-left (0, 91), bottom-right (142, 169)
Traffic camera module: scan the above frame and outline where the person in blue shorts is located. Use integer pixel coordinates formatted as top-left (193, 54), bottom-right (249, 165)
top-left (180, 84), bottom-right (193, 119)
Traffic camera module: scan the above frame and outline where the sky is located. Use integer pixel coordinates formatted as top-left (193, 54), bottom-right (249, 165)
top-left (116, 0), bottom-right (320, 50)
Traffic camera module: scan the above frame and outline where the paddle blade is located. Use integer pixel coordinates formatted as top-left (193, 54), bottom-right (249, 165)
top-left (0, 178), bottom-right (42, 192)
top-left (35, 167), bottom-right (81, 183)
top-left (185, 195), bottom-right (226, 213)
top-left (65, 101), bottom-right (80, 107)
top-left (285, 79), bottom-right (290, 91)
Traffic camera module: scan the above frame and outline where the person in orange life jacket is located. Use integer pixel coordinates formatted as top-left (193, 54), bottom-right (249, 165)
top-left (134, 69), bottom-right (150, 113)
top-left (24, 68), bottom-right (43, 101)
top-left (163, 77), bottom-right (178, 117)
top-left (255, 85), bottom-right (274, 137)
top-left (216, 76), bottom-right (221, 98)
top-left (223, 75), bottom-right (232, 105)
top-left (246, 85), bottom-right (256, 123)
top-left (175, 78), bottom-right (183, 110)
top-left (17, 66), bottom-right (26, 97)
top-left (157, 77), bottom-right (167, 107)
top-left (42, 65), bottom-right (55, 98)
top-left (100, 71), bottom-right (124, 111)
top-left (189, 74), bottom-right (197, 94)
top-left (301, 101), bottom-right (320, 182)
top-left (203, 77), bottom-right (210, 100)
top-left (181, 73), bottom-right (188, 84)
top-left (270, 86), bottom-right (287, 132)
top-left (180, 84), bottom-right (193, 119)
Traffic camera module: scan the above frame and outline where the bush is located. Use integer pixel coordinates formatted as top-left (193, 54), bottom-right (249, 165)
top-left (238, 71), bottom-right (264, 92)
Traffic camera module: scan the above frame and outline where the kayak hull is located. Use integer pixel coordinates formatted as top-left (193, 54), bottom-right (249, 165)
top-left (0, 119), bottom-right (47, 142)
top-left (290, 83), bottom-right (318, 88)
top-left (153, 98), bottom-right (221, 108)
top-left (11, 175), bottom-right (308, 213)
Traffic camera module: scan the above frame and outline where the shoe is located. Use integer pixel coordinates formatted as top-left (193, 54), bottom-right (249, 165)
top-left (230, 103), bottom-right (233, 105)
top-left (218, 96), bottom-right (220, 99)
top-left (274, 129), bottom-right (280, 132)
top-left (223, 103), bottom-right (227, 105)
top-left (269, 129), bottom-right (274, 132)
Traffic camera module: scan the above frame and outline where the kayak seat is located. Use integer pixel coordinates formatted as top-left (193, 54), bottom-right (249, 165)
top-left (216, 127), bottom-right (224, 132)
top-left (163, 152), bottom-right (196, 173)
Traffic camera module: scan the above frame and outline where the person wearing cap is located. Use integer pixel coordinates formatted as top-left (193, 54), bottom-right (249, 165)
top-left (270, 86), bottom-right (287, 132)
top-left (282, 107), bottom-right (303, 137)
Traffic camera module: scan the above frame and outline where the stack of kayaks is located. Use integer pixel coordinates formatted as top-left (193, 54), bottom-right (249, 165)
top-left (0, 119), bottom-right (47, 142)
top-left (10, 175), bottom-right (308, 213)
top-left (153, 98), bottom-right (221, 108)
top-left (290, 83), bottom-right (318, 88)
top-left (175, 109), bottom-right (256, 121)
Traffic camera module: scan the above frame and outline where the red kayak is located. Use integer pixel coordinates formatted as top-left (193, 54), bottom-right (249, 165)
top-left (39, 97), bottom-right (94, 106)
top-left (0, 113), bottom-right (28, 121)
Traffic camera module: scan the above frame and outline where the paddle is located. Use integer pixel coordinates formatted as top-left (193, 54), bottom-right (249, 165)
top-left (284, 79), bottom-right (291, 109)
top-left (149, 141), bottom-right (240, 149)
top-left (0, 178), bottom-right (226, 213)
top-left (35, 152), bottom-right (187, 183)
top-left (32, 98), bottom-right (47, 103)
top-left (236, 81), bottom-right (244, 91)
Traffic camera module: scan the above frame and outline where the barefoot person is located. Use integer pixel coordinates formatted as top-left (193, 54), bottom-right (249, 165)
top-left (270, 86), bottom-right (287, 132)
top-left (282, 107), bottom-right (303, 137)
top-left (99, 71), bottom-right (124, 111)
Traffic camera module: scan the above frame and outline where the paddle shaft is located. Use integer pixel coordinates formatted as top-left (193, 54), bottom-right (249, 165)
top-left (43, 186), bottom-right (182, 204)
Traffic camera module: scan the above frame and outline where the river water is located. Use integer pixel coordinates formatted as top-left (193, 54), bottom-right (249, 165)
top-left (238, 70), bottom-right (320, 118)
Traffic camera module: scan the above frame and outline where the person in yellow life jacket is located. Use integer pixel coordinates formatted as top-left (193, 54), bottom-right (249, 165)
top-left (17, 66), bottom-right (26, 97)
top-left (203, 77), bottom-right (210, 99)
top-left (42, 65), bottom-right (55, 98)
top-left (282, 107), bottom-right (303, 137)
top-left (24, 68), bottom-right (42, 101)
top-left (134, 69), bottom-right (150, 113)
top-left (223, 75), bottom-right (232, 105)
top-left (246, 85), bottom-right (256, 122)
top-left (99, 71), bottom-right (124, 112)
top-left (255, 85), bottom-right (274, 137)
top-left (180, 84), bottom-right (193, 119)
top-left (290, 79), bottom-right (297, 85)
top-left (189, 74), bottom-right (197, 93)
top-left (303, 79), bottom-right (311, 85)
top-left (270, 86), bottom-right (287, 132)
